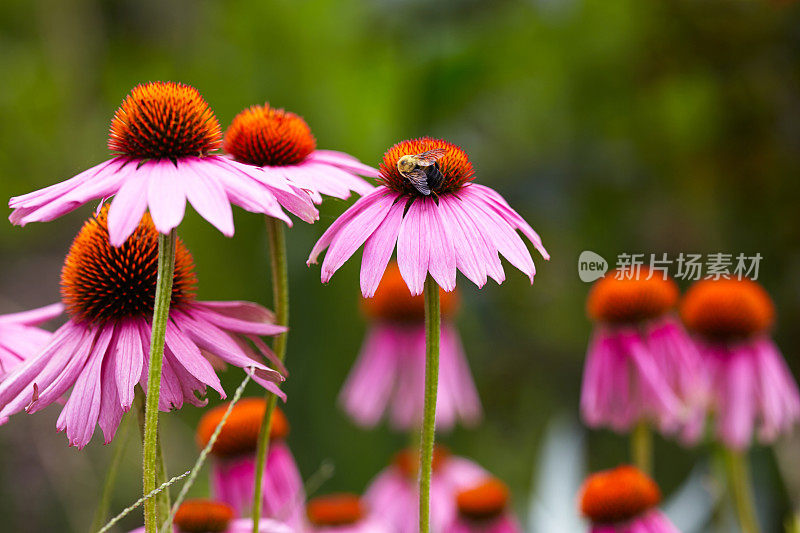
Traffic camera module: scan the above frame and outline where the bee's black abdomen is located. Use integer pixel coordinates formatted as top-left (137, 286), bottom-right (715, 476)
top-left (424, 163), bottom-right (445, 192)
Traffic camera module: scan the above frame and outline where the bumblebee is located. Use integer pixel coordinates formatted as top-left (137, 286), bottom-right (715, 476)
top-left (397, 148), bottom-right (447, 196)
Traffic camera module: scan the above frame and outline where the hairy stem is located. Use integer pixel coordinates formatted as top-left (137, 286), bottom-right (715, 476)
top-left (724, 447), bottom-right (762, 533)
top-left (252, 217), bottom-right (289, 533)
top-left (142, 229), bottom-right (176, 533)
top-left (419, 275), bottom-right (441, 533)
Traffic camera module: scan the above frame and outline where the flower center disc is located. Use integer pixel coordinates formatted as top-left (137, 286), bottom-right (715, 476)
top-left (173, 499), bottom-right (234, 533)
top-left (456, 478), bottom-right (510, 521)
top-left (579, 465), bottom-right (661, 524)
top-left (196, 398), bottom-right (289, 457)
top-left (379, 137), bottom-right (474, 196)
top-left (61, 206), bottom-right (196, 324)
top-left (587, 268), bottom-right (678, 324)
top-left (223, 104), bottom-right (316, 166)
top-left (680, 278), bottom-right (774, 340)
top-left (362, 262), bottom-right (459, 322)
top-left (108, 81), bottom-right (221, 160)
top-left (307, 494), bottom-right (364, 527)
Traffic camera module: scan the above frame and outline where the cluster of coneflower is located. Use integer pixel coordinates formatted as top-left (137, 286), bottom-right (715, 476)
top-left (0, 80), bottom-right (796, 533)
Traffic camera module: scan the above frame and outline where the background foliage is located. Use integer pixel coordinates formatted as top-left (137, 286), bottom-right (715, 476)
top-left (1, 0), bottom-right (799, 531)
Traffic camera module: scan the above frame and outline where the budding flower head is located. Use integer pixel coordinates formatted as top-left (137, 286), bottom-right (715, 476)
top-left (456, 478), bottom-right (510, 521)
top-left (196, 398), bottom-right (289, 457)
top-left (681, 278), bottom-right (774, 341)
top-left (307, 493), bottom-right (365, 527)
top-left (108, 81), bottom-right (221, 160)
top-left (587, 268), bottom-right (679, 324)
top-left (224, 104), bottom-right (316, 167)
top-left (579, 465), bottom-right (661, 525)
top-left (173, 499), bottom-right (235, 533)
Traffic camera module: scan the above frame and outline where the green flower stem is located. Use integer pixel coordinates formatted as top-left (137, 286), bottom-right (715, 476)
top-left (142, 229), bottom-right (177, 533)
top-left (419, 275), bottom-right (441, 533)
top-left (631, 421), bottom-right (653, 475)
top-left (252, 217), bottom-right (289, 533)
top-left (724, 447), bottom-right (762, 533)
top-left (91, 409), bottom-right (133, 532)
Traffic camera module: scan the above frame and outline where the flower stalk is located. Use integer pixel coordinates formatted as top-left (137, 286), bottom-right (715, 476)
top-left (143, 229), bottom-right (177, 533)
top-left (631, 421), bottom-right (653, 476)
top-left (252, 217), bottom-right (289, 533)
top-left (419, 275), bottom-right (441, 533)
top-left (724, 447), bottom-right (762, 533)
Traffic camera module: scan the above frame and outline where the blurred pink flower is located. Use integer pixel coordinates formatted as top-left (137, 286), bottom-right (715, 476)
top-left (9, 82), bottom-right (317, 246)
top-left (307, 493), bottom-right (391, 533)
top-left (128, 499), bottom-right (292, 533)
top-left (197, 399), bottom-right (305, 530)
top-left (339, 262), bottom-right (481, 431)
top-left (580, 465), bottom-right (679, 533)
top-left (223, 103), bottom-right (377, 204)
top-left (307, 137), bottom-right (548, 297)
top-left (443, 478), bottom-right (522, 533)
top-left (580, 269), bottom-right (706, 441)
top-left (0, 303), bottom-right (62, 379)
top-left (681, 278), bottom-right (800, 449)
top-left (365, 447), bottom-right (488, 533)
top-left (0, 209), bottom-right (284, 449)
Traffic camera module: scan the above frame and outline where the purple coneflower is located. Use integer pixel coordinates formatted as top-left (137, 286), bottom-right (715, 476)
top-left (308, 137), bottom-right (548, 297)
top-left (0, 208), bottom-right (285, 448)
top-left (308, 137), bottom-right (548, 532)
top-left (681, 278), bottom-right (800, 449)
top-left (581, 268), bottom-right (706, 461)
top-left (222, 103), bottom-right (377, 204)
top-left (579, 466), bottom-right (679, 533)
top-left (196, 398), bottom-right (305, 530)
top-left (445, 478), bottom-right (522, 533)
top-left (339, 262), bottom-right (481, 430)
top-left (8, 81), bottom-right (318, 246)
top-left (306, 494), bottom-right (390, 533)
top-left (0, 303), bottom-right (63, 378)
top-left (129, 499), bottom-right (292, 533)
top-left (365, 446), bottom-right (488, 533)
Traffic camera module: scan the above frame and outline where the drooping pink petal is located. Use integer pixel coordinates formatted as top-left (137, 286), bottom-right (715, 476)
top-left (320, 192), bottom-right (398, 283)
top-left (182, 160), bottom-right (236, 236)
top-left (114, 318), bottom-right (145, 410)
top-left (56, 336), bottom-right (105, 448)
top-left (308, 188), bottom-right (399, 266)
top-left (360, 200), bottom-right (405, 298)
top-left (107, 168), bottom-right (150, 246)
top-left (98, 343), bottom-right (124, 443)
top-left (0, 303), bottom-right (63, 326)
top-left (718, 347), bottom-right (756, 450)
top-left (165, 320), bottom-right (224, 398)
top-left (146, 161), bottom-right (187, 235)
top-left (425, 199), bottom-right (457, 292)
top-left (397, 200), bottom-right (429, 296)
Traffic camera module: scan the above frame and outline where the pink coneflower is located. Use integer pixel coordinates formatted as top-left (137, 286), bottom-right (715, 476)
top-left (365, 446), bottom-right (488, 533)
top-left (223, 104), bottom-right (377, 204)
top-left (0, 303), bottom-right (63, 378)
top-left (0, 208), bottom-right (285, 448)
top-left (196, 398), bottom-right (305, 529)
top-left (444, 478), bottom-right (522, 533)
top-left (129, 499), bottom-right (293, 533)
top-left (339, 262), bottom-right (481, 430)
top-left (579, 465), bottom-right (679, 533)
top-left (307, 137), bottom-right (549, 297)
top-left (681, 278), bottom-right (800, 449)
top-left (581, 268), bottom-right (705, 439)
top-left (306, 493), bottom-right (390, 533)
top-left (8, 81), bottom-right (317, 246)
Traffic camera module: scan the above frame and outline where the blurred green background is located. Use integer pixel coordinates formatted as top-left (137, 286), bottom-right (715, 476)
top-left (1, 0), bottom-right (800, 531)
